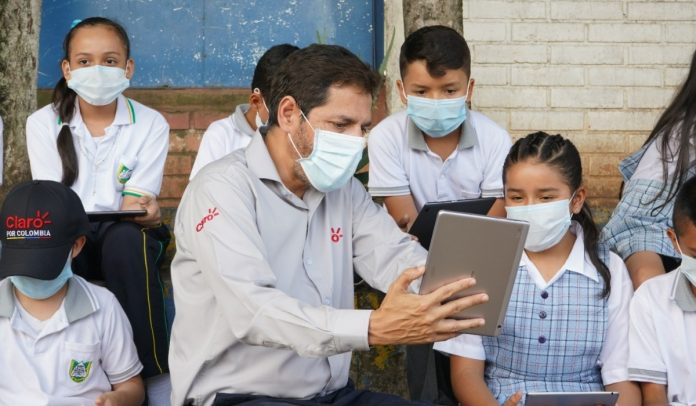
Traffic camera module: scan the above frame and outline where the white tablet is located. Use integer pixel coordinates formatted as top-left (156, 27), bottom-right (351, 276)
top-left (419, 211), bottom-right (528, 336)
top-left (525, 391), bottom-right (619, 406)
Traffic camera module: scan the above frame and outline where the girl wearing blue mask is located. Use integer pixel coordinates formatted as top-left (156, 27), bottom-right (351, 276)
top-left (25, 17), bottom-right (171, 404)
top-left (434, 132), bottom-right (640, 405)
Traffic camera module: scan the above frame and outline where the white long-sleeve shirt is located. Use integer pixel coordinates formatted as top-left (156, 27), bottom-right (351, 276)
top-left (169, 131), bottom-right (427, 406)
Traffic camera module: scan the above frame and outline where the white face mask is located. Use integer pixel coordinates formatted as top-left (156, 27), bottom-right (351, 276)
top-left (676, 241), bottom-right (696, 286)
top-left (67, 65), bottom-right (130, 106)
top-left (253, 88), bottom-right (269, 128)
top-left (287, 112), bottom-right (366, 193)
top-left (506, 197), bottom-right (574, 252)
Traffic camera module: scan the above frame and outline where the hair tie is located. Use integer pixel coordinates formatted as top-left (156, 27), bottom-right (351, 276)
top-left (70, 19), bottom-right (82, 29)
top-left (61, 122), bottom-right (69, 128)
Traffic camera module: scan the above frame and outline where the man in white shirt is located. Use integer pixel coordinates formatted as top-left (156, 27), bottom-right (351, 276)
top-left (190, 44), bottom-right (299, 179)
top-left (628, 175), bottom-right (696, 405)
top-left (170, 44), bottom-right (489, 406)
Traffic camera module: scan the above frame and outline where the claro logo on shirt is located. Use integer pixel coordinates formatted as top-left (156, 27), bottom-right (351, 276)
top-left (330, 227), bottom-right (343, 243)
top-left (196, 208), bottom-right (220, 232)
top-left (5, 211), bottom-right (53, 240)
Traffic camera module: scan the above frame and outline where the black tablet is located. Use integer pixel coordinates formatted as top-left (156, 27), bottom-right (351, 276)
top-left (525, 391), bottom-right (619, 406)
top-left (408, 197), bottom-right (496, 249)
top-left (86, 210), bottom-right (147, 222)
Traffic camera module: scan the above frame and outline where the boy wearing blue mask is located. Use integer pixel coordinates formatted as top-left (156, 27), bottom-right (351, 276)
top-left (0, 180), bottom-right (144, 406)
top-left (367, 25), bottom-right (512, 403)
top-left (368, 25), bottom-right (511, 230)
top-left (628, 175), bottom-right (696, 405)
top-left (190, 44), bottom-right (300, 179)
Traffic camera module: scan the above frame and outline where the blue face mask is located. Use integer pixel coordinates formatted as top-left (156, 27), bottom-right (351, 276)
top-left (10, 251), bottom-right (73, 300)
top-left (405, 91), bottom-right (468, 138)
top-left (288, 112), bottom-right (366, 193)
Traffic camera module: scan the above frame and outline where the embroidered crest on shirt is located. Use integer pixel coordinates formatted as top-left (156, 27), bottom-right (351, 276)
top-left (196, 207), bottom-right (220, 232)
top-left (330, 227), bottom-right (343, 243)
top-left (116, 163), bottom-right (134, 184)
top-left (69, 359), bottom-right (92, 383)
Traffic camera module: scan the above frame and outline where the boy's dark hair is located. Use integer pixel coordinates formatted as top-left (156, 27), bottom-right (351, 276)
top-left (266, 44), bottom-right (379, 127)
top-left (503, 131), bottom-right (612, 298)
top-left (53, 17), bottom-right (130, 187)
top-left (642, 48), bottom-right (696, 211)
top-left (250, 44), bottom-right (299, 96)
top-left (399, 25), bottom-right (471, 79)
top-left (672, 176), bottom-right (696, 237)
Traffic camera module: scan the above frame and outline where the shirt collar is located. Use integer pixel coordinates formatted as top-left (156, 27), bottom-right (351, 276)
top-left (406, 108), bottom-right (478, 152)
top-left (232, 103), bottom-right (255, 138)
top-left (671, 269), bottom-right (696, 312)
top-left (59, 95), bottom-right (135, 128)
top-left (0, 277), bottom-right (99, 323)
top-left (246, 129), bottom-right (283, 183)
top-left (521, 222), bottom-right (600, 285)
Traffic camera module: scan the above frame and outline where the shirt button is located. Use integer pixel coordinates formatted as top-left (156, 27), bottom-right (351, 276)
top-left (539, 311), bottom-right (547, 319)
top-left (538, 335), bottom-right (546, 344)
top-left (540, 290), bottom-right (549, 299)
top-left (323, 297), bottom-right (330, 305)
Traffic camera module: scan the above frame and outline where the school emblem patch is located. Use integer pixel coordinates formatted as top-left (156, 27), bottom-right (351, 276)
top-left (69, 359), bottom-right (92, 383)
top-left (117, 163), bottom-right (133, 184)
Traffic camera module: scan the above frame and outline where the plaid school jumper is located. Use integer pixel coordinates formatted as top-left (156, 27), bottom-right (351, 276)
top-left (600, 142), bottom-right (696, 262)
top-left (481, 248), bottom-right (611, 404)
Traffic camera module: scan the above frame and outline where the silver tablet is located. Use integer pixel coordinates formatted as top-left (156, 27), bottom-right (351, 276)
top-left (525, 391), bottom-right (619, 406)
top-left (419, 211), bottom-right (528, 336)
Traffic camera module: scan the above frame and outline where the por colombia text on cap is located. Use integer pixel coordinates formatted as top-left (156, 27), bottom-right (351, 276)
top-left (0, 180), bottom-right (90, 280)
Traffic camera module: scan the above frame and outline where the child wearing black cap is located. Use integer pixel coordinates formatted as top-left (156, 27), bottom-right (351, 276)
top-left (0, 180), bottom-right (144, 405)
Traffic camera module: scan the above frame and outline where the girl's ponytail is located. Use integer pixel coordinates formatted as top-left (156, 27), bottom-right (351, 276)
top-left (53, 77), bottom-right (79, 186)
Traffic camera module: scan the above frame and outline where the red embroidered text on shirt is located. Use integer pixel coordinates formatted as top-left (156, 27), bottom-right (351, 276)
top-left (196, 208), bottom-right (219, 232)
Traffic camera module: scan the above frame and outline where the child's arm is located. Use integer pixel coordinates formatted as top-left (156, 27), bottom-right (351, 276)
top-left (605, 381), bottom-right (641, 405)
top-left (625, 251), bottom-right (665, 289)
top-left (450, 355), bottom-right (522, 406)
top-left (94, 375), bottom-right (145, 406)
top-left (384, 195), bottom-right (418, 230)
top-left (639, 382), bottom-right (668, 406)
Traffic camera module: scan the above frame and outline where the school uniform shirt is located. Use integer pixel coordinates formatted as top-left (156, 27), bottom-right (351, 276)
top-left (434, 223), bottom-right (633, 404)
top-left (189, 103), bottom-right (255, 179)
top-left (367, 109), bottom-right (511, 211)
top-left (169, 130), bottom-right (427, 406)
top-left (26, 95), bottom-right (169, 211)
top-left (628, 269), bottom-right (696, 405)
top-left (600, 133), bottom-right (696, 261)
top-left (0, 275), bottom-right (143, 405)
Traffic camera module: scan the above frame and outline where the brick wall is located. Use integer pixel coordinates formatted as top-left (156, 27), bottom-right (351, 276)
top-left (461, 0), bottom-right (694, 221)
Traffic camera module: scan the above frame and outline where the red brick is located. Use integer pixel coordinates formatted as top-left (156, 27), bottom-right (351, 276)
top-left (162, 111), bottom-right (190, 130)
top-left (169, 131), bottom-right (202, 153)
top-left (160, 175), bottom-right (189, 199)
top-left (192, 111), bottom-right (228, 130)
top-left (159, 198), bottom-right (181, 209)
top-left (164, 154), bottom-right (193, 176)
top-left (585, 177), bottom-right (623, 200)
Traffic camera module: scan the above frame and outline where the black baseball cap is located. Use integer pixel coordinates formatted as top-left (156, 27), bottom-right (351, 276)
top-left (0, 180), bottom-right (89, 280)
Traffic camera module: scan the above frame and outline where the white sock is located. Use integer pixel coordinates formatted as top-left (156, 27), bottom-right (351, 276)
top-left (145, 373), bottom-right (172, 406)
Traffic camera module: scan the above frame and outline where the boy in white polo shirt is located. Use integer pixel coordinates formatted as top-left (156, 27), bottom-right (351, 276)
top-left (368, 25), bottom-right (511, 229)
top-left (367, 25), bottom-right (512, 403)
top-left (0, 180), bottom-right (143, 406)
top-left (190, 43), bottom-right (299, 179)
top-left (628, 175), bottom-right (696, 405)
